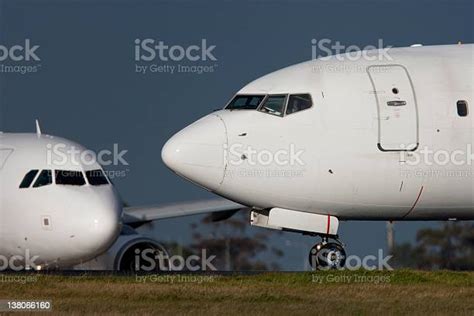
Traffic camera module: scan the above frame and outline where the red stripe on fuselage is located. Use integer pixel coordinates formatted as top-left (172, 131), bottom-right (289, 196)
top-left (402, 186), bottom-right (424, 219)
top-left (326, 215), bottom-right (331, 235)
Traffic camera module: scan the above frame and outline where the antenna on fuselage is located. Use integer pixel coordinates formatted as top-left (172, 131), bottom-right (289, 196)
top-left (35, 119), bottom-right (42, 137)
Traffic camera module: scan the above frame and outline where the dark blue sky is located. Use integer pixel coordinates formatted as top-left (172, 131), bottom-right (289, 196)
top-left (0, 0), bottom-right (472, 270)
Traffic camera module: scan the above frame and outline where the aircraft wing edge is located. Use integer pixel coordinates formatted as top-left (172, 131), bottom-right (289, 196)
top-left (123, 198), bottom-right (246, 226)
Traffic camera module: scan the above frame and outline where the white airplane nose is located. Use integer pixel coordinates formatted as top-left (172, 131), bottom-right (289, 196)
top-left (91, 201), bottom-right (122, 254)
top-left (68, 191), bottom-right (122, 263)
top-left (162, 114), bottom-right (227, 191)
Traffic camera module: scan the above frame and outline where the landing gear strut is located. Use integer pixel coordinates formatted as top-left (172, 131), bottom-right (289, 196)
top-left (309, 236), bottom-right (346, 270)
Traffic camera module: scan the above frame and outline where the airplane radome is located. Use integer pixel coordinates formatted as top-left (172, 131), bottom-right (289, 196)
top-left (0, 125), bottom-right (243, 270)
top-left (162, 44), bottom-right (474, 269)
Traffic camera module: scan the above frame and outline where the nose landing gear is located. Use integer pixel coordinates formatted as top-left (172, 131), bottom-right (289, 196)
top-left (309, 236), bottom-right (346, 270)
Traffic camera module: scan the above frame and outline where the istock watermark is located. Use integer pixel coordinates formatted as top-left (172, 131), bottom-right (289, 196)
top-left (0, 39), bottom-right (42, 74)
top-left (311, 249), bottom-right (394, 271)
top-left (311, 38), bottom-right (393, 61)
top-left (45, 142), bottom-right (130, 179)
top-left (135, 38), bottom-right (216, 62)
top-left (400, 144), bottom-right (474, 166)
top-left (134, 249), bottom-right (217, 272)
top-left (0, 39), bottom-right (40, 61)
top-left (0, 250), bottom-right (40, 271)
top-left (46, 143), bottom-right (129, 167)
top-left (134, 38), bottom-right (218, 75)
top-left (224, 143), bottom-right (305, 167)
top-left (222, 143), bottom-right (306, 179)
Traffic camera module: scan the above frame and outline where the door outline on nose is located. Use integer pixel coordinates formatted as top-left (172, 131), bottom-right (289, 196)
top-left (367, 64), bottom-right (419, 152)
top-left (215, 113), bottom-right (229, 186)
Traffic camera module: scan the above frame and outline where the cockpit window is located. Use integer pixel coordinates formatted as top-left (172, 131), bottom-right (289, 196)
top-left (55, 170), bottom-right (86, 186)
top-left (226, 95), bottom-right (266, 110)
top-left (33, 170), bottom-right (52, 188)
top-left (259, 95), bottom-right (287, 117)
top-left (86, 169), bottom-right (109, 186)
top-left (19, 169), bottom-right (39, 188)
top-left (286, 94), bottom-right (313, 115)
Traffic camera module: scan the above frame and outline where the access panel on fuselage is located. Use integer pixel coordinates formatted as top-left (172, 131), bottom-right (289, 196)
top-left (368, 65), bottom-right (419, 151)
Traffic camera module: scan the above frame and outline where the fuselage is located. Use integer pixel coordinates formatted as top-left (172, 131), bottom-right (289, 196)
top-left (0, 133), bottom-right (122, 269)
top-left (162, 44), bottom-right (474, 221)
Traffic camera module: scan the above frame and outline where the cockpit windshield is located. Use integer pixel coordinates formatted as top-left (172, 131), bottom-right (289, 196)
top-left (225, 93), bottom-right (313, 117)
top-left (20, 169), bottom-right (39, 188)
top-left (286, 94), bottom-right (313, 115)
top-left (259, 95), bottom-right (287, 117)
top-left (56, 170), bottom-right (86, 186)
top-left (86, 169), bottom-right (109, 186)
top-left (19, 168), bottom-right (111, 188)
top-left (33, 170), bottom-right (52, 188)
top-left (226, 95), bottom-right (265, 110)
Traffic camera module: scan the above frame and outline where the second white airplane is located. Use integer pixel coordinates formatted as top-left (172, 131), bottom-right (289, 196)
top-left (0, 124), bottom-right (243, 270)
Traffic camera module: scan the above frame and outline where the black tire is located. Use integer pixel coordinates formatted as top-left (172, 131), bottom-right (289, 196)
top-left (309, 242), bottom-right (346, 270)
